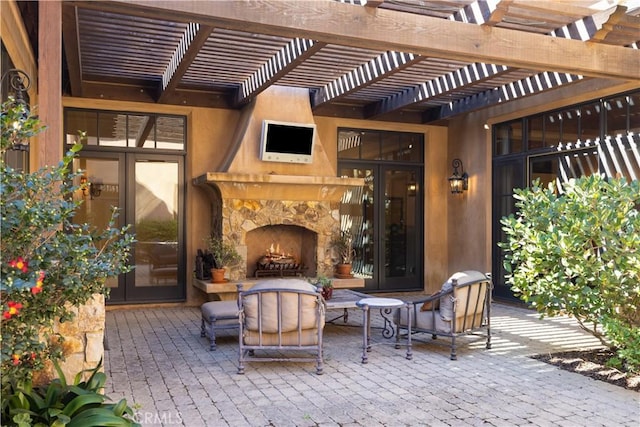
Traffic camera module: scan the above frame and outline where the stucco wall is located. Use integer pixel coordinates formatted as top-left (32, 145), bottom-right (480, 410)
top-left (447, 111), bottom-right (493, 278)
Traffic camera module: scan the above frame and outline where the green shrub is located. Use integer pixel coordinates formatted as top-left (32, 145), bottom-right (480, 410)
top-left (500, 175), bottom-right (640, 372)
top-left (1, 359), bottom-right (140, 426)
top-left (1, 98), bottom-right (135, 394)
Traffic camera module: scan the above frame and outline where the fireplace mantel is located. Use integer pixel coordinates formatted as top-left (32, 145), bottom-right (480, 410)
top-left (194, 172), bottom-right (364, 202)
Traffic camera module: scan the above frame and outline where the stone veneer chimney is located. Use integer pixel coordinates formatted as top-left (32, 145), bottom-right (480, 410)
top-left (194, 86), bottom-right (363, 280)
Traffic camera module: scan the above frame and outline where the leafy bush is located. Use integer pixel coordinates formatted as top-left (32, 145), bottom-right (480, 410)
top-left (205, 236), bottom-right (242, 268)
top-left (1, 98), bottom-right (135, 393)
top-left (500, 175), bottom-right (640, 372)
top-left (1, 359), bottom-right (140, 426)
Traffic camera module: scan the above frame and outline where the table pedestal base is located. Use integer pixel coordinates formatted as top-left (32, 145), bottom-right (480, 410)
top-left (357, 298), bottom-right (412, 364)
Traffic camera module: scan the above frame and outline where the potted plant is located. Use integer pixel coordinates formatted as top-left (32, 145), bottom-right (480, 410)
top-left (330, 230), bottom-right (355, 278)
top-left (205, 236), bottom-right (242, 283)
top-left (310, 275), bottom-right (333, 300)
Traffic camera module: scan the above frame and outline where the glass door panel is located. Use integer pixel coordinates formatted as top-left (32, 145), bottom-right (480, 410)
top-left (340, 167), bottom-right (374, 280)
top-left (126, 155), bottom-right (184, 302)
top-left (73, 154), bottom-right (185, 303)
top-left (72, 155), bottom-right (125, 301)
top-left (134, 161), bottom-right (179, 288)
top-left (339, 164), bottom-right (422, 292)
top-left (383, 168), bottom-right (420, 288)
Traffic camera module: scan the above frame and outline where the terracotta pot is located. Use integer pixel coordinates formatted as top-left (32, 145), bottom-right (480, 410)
top-left (321, 287), bottom-right (333, 300)
top-left (211, 268), bottom-right (226, 283)
top-left (335, 263), bottom-right (353, 278)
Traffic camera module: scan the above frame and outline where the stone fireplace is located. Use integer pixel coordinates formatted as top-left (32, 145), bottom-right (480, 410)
top-left (194, 173), bottom-right (362, 280)
top-left (193, 85), bottom-right (364, 283)
top-left (248, 224), bottom-right (316, 277)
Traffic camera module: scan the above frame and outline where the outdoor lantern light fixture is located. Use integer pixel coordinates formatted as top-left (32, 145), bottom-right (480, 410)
top-left (448, 158), bottom-right (469, 194)
top-left (89, 182), bottom-right (103, 199)
top-left (1, 68), bottom-right (32, 152)
top-left (80, 175), bottom-right (89, 197)
top-left (79, 175), bottom-right (102, 199)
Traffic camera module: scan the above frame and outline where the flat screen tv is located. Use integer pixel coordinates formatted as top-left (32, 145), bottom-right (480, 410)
top-left (259, 120), bottom-right (316, 164)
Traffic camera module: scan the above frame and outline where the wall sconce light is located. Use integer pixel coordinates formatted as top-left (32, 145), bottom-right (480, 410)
top-left (407, 181), bottom-right (417, 196)
top-left (79, 175), bottom-right (102, 199)
top-left (80, 175), bottom-right (89, 197)
top-left (1, 68), bottom-right (32, 152)
top-left (448, 158), bottom-right (469, 194)
top-left (89, 183), bottom-right (102, 199)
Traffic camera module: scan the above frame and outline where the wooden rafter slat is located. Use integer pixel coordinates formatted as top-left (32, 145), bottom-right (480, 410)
top-left (69, 0), bottom-right (640, 80)
top-left (312, 51), bottom-right (422, 107)
top-left (508, 0), bottom-right (596, 19)
top-left (364, 62), bottom-right (510, 118)
top-left (234, 38), bottom-right (325, 107)
top-left (431, 69), bottom-right (584, 121)
top-left (159, 22), bottom-right (214, 102)
top-left (484, 0), bottom-right (512, 27)
top-left (591, 5), bottom-right (640, 45)
top-left (365, 0), bottom-right (385, 8)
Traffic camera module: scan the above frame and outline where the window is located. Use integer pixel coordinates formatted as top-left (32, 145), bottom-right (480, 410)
top-left (494, 120), bottom-right (523, 155)
top-left (65, 109), bottom-right (185, 151)
top-left (492, 89), bottom-right (640, 302)
top-left (338, 128), bottom-right (423, 162)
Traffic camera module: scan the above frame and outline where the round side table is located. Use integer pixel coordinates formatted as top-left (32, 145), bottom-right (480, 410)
top-left (356, 297), bottom-right (412, 364)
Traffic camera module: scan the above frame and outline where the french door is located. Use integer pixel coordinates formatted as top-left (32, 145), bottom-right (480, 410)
top-left (73, 152), bottom-right (185, 303)
top-left (339, 163), bottom-right (423, 292)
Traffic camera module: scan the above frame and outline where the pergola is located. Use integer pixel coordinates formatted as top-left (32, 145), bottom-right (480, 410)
top-left (57, 0), bottom-right (639, 124)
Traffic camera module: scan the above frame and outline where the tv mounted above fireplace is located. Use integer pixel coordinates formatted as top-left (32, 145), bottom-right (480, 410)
top-left (259, 120), bottom-right (316, 164)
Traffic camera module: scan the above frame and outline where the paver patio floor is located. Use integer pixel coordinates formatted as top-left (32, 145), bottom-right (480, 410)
top-left (104, 302), bottom-right (639, 426)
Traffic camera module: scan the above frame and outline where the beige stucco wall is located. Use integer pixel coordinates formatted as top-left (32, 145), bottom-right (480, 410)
top-left (446, 112), bottom-right (492, 278)
top-left (62, 95), bottom-right (449, 303)
top-left (61, 82), bottom-right (640, 305)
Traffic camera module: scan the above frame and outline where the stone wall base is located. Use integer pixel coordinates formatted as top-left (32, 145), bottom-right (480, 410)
top-left (32, 293), bottom-right (106, 385)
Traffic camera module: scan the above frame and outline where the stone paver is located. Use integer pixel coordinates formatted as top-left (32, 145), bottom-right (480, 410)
top-left (104, 302), bottom-right (640, 426)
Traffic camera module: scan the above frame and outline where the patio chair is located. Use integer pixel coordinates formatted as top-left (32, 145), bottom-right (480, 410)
top-left (395, 270), bottom-right (492, 360)
top-left (237, 278), bottom-right (325, 375)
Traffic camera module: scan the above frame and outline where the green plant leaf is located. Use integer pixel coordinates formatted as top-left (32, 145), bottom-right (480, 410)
top-left (500, 175), bottom-right (640, 372)
top-left (12, 412), bottom-right (32, 427)
top-left (111, 398), bottom-right (129, 417)
top-left (52, 360), bottom-right (69, 389)
top-left (66, 407), bottom-right (139, 427)
top-left (62, 394), bottom-right (106, 417)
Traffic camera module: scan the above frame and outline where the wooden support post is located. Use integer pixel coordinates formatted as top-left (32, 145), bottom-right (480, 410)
top-left (38, 0), bottom-right (63, 168)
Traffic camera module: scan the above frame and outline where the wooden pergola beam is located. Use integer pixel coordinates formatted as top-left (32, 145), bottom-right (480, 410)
top-left (38, 0), bottom-right (63, 167)
top-left (312, 50), bottom-right (423, 108)
top-left (426, 70), bottom-right (585, 121)
top-left (158, 22), bottom-right (214, 103)
top-left (234, 38), bottom-right (325, 107)
top-left (72, 0), bottom-right (639, 80)
top-left (62, 4), bottom-right (83, 96)
top-left (364, 63), bottom-right (510, 119)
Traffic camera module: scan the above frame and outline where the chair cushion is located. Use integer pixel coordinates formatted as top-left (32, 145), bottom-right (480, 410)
top-left (397, 308), bottom-right (452, 333)
top-left (419, 291), bottom-right (441, 311)
top-left (250, 278), bottom-right (317, 292)
top-left (439, 270), bottom-right (487, 321)
top-left (243, 279), bottom-right (322, 333)
top-left (201, 300), bottom-right (239, 320)
top-left (243, 329), bottom-right (320, 346)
